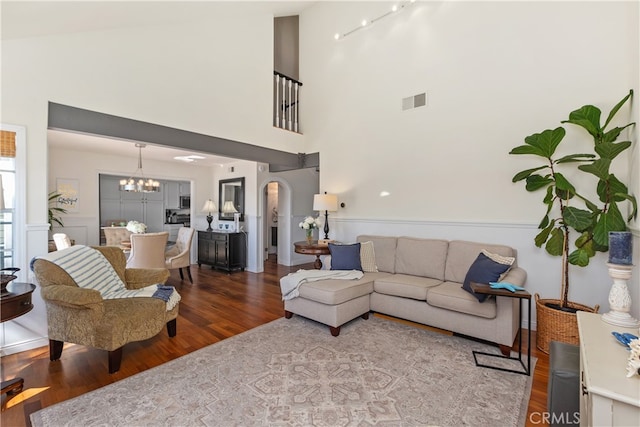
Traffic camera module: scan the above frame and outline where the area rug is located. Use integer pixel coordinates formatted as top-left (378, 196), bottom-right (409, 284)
top-left (31, 316), bottom-right (535, 426)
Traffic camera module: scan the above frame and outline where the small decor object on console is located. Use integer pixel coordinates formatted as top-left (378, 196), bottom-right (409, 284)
top-left (626, 337), bottom-right (640, 378)
top-left (299, 216), bottom-right (321, 244)
top-left (126, 220), bottom-right (147, 234)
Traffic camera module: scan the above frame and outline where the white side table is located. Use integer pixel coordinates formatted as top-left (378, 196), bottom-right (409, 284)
top-left (577, 312), bottom-right (640, 426)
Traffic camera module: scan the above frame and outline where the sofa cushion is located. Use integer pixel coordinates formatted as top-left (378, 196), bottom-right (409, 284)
top-left (462, 252), bottom-right (512, 302)
top-left (357, 235), bottom-right (397, 273)
top-left (374, 274), bottom-right (443, 301)
top-left (329, 243), bottom-right (362, 271)
top-left (360, 241), bottom-right (378, 272)
top-left (427, 281), bottom-right (497, 319)
top-left (445, 240), bottom-right (516, 283)
top-left (395, 237), bottom-right (448, 280)
top-left (297, 274), bottom-right (376, 305)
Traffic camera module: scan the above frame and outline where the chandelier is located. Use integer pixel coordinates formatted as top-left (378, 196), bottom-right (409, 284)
top-left (119, 143), bottom-right (160, 193)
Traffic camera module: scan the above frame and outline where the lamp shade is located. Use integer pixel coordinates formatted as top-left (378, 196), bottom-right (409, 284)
top-left (313, 194), bottom-right (338, 212)
top-left (222, 201), bottom-right (238, 213)
top-left (201, 199), bottom-right (217, 214)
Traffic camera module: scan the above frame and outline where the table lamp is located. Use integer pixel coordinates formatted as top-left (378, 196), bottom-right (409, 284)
top-left (202, 199), bottom-right (217, 231)
top-left (313, 192), bottom-right (338, 240)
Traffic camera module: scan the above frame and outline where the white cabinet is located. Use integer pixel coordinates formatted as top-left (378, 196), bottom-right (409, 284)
top-left (99, 175), bottom-right (164, 233)
top-left (164, 182), bottom-right (180, 209)
top-left (163, 181), bottom-right (189, 209)
top-left (578, 312), bottom-right (640, 426)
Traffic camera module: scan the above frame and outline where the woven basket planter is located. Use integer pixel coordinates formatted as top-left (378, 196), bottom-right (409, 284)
top-left (535, 293), bottom-right (599, 354)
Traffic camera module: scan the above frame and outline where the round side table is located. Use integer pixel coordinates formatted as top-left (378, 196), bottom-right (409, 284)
top-left (1, 282), bottom-right (36, 396)
top-left (293, 240), bottom-right (331, 269)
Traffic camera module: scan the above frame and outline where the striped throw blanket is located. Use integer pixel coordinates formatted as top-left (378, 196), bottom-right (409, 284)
top-left (31, 245), bottom-right (180, 310)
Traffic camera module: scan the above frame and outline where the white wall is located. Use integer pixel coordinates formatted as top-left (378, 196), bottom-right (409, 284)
top-left (300, 1), bottom-right (640, 327)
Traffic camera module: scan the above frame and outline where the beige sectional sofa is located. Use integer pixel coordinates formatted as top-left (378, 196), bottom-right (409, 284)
top-left (284, 235), bottom-right (527, 352)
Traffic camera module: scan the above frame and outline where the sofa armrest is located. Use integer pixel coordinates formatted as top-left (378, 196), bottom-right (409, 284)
top-left (502, 267), bottom-right (527, 287)
top-left (125, 268), bottom-right (170, 289)
top-left (41, 285), bottom-right (103, 308)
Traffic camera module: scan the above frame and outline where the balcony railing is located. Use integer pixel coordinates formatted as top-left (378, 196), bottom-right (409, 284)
top-left (274, 71), bottom-right (303, 134)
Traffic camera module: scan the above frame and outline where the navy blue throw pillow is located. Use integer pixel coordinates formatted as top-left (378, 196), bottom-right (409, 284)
top-left (462, 252), bottom-right (511, 302)
top-left (328, 243), bottom-right (362, 271)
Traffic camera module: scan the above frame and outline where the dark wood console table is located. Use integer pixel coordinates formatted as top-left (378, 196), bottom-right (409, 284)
top-left (1, 282), bottom-right (36, 396)
top-left (294, 241), bottom-right (331, 269)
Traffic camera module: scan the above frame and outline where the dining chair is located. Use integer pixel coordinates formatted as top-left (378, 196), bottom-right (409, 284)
top-left (126, 232), bottom-right (169, 269)
top-left (165, 227), bottom-right (195, 283)
top-left (52, 233), bottom-right (72, 250)
top-left (103, 227), bottom-right (133, 247)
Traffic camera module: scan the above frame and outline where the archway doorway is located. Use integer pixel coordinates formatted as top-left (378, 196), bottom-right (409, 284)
top-left (258, 177), bottom-right (293, 270)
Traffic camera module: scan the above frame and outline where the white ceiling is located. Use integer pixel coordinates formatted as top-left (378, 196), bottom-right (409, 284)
top-left (48, 129), bottom-right (236, 167)
top-left (1, 1), bottom-right (315, 40)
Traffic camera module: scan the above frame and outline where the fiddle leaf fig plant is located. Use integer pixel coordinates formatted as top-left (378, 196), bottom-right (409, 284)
top-left (510, 90), bottom-right (637, 308)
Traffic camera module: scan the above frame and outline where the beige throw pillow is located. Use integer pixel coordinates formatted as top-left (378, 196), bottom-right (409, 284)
top-left (360, 241), bottom-right (378, 272)
top-left (481, 249), bottom-right (515, 266)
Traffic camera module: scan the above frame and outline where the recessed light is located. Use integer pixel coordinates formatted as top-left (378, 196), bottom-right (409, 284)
top-left (174, 155), bottom-right (205, 162)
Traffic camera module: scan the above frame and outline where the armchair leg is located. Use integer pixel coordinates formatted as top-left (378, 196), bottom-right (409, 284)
top-left (49, 339), bottom-right (64, 361)
top-left (108, 348), bottom-right (123, 374)
top-left (167, 318), bottom-right (177, 337)
top-left (186, 267), bottom-right (193, 284)
top-left (178, 268), bottom-right (184, 280)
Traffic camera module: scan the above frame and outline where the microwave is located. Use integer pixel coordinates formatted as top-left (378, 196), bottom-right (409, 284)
top-left (179, 196), bottom-right (190, 209)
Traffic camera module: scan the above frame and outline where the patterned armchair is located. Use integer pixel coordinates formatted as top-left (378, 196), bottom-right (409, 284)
top-left (32, 246), bottom-right (179, 373)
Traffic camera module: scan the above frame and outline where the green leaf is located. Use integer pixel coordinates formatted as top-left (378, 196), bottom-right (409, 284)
top-left (554, 172), bottom-right (575, 192)
top-left (563, 206), bottom-right (595, 232)
top-left (555, 153), bottom-right (596, 164)
top-left (597, 174), bottom-right (628, 203)
top-left (578, 158), bottom-right (611, 180)
top-left (603, 89), bottom-right (633, 129)
top-left (592, 203), bottom-right (626, 247)
top-left (562, 105), bottom-right (602, 138)
top-left (554, 173), bottom-right (576, 200)
top-left (522, 127), bottom-right (566, 158)
top-left (594, 140), bottom-right (632, 160)
top-left (535, 221), bottom-right (555, 247)
top-left (568, 248), bottom-right (591, 267)
top-left (512, 166), bottom-right (548, 183)
top-left (543, 185), bottom-right (554, 205)
top-left (509, 145), bottom-right (546, 156)
top-left (602, 125), bottom-right (633, 143)
top-left (545, 227), bottom-right (565, 256)
top-left (525, 174), bottom-right (553, 192)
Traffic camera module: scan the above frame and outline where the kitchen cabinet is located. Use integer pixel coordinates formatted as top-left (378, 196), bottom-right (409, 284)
top-left (163, 181), bottom-right (190, 209)
top-left (99, 175), bottom-right (163, 233)
top-left (197, 231), bottom-right (246, 272)
top-left (164, 182), bottom-right (180, 209)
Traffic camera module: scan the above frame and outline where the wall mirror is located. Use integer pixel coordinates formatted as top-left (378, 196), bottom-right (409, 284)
top-left (219, 177), bottom-right (245, 221)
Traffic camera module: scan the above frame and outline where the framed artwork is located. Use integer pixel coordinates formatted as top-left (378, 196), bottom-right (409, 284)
top-left (56, 178), bottom-right (79, 212)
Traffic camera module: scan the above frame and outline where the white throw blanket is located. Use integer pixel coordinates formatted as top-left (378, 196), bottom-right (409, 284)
top-left (280, 269), bottom-right (364, 301)
top-left (32, 245), bottom-right (180, 310)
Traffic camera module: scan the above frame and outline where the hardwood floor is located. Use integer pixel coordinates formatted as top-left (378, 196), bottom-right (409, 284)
top-left (1, 256), bottom-right (550, 426)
